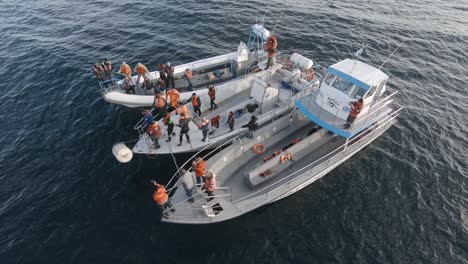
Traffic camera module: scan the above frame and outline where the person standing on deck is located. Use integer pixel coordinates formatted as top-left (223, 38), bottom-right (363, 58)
top-left (152, 94), bottom-right (167, 120)
top-left (227, 111), bottom-right (235, 131)
top-left (209, 115), bottom-right (221, 135)
top-left (147, 122), bottom-right (162, 149)
top-left (192, 157), bottom-right (207, 185)
top-left (344, 98), bottom-right (364, 129)
top-left (202, 170), bottom-right (216, 201)
top-left (208, 85), bottom-right (217, 110)
top-left (186, 93), bottom-right (202, 116)
top-left (183, 68), bottom-right (194, 91)
top-left (158, 63), bottom-right (167, 85)
top-left (103, 59), bottom-right (113, 83)
top-left (199, 117), bottom-right (210, 142)
top-left (134, 63), bottom-right (149, 85)
top-left (118, 62), bottom-right (131, 78)
top-left (152, 181), bottom-right (175, 217)
top-left (92, 63), bottom-right (105, 81)
top-left (265, 35), bottom-right (278, 70)
top-left (163, 112), bottom-right (175, 142)
top-left (155, 76), bottom-right (166, 94)
top-left (176, 113), bottom-right (191, 146)
top-left (165, 88), bottom-right (180, 114)
top-left (165, 62), bottom-right (175, 88)
top-left (242, 115), bottom-right (258, 138)
top-left (177, 169), bottom-right (194, 202)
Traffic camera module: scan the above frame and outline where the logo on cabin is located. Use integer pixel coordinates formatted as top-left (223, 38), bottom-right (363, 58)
top-left (327, 97), bottom-right (339, 109)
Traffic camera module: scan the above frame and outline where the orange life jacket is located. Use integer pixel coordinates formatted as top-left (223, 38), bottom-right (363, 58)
top-left (120, 64), bottom-right (131, 75)
top-left (266, 36), bottom-right (278, 57)
top-left (137, 64), bottom-right (147, 74)
top-left (153, 184), bottom-right (168, 205)
top-left (179, 104), bottom-right (189, 118)
top-left (211, 115), bottom-right (221, 127)
top-left (280, 153), bottom-right (293, 164)
top-left (204, 177), bottom-right (216, 192)
top-left (208, 89), bottom-right (216, 100)
top-left (191, 95), bottom-right (200, 107)
top-left (166, 89), bottom-right (180, 102)
top-left (350, 101), bottom-right (364, 117)
top-left (148, 123), bottom-right (162, 138)
top-left (193, 160), bottom-right (206, 177)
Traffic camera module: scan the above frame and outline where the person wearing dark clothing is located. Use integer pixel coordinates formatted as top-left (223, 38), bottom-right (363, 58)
top-left (142, 77), bottom-right (155, 94)
top-left (177, 113), bottom-right (191, 146)
top-left (122, 77), bottom-right (136, 94)
top-left (227, 111), bottom-right (235, 131)
top-left (163, 112), bottom-right (175, 142)
top-left (199, 117), bottom-right (210, 142)
top-left (265, 36), bottom-right (278, 70)
top-left (242, 115), bottom-right (258, 138)
top-left (165, 62), bottom-right (175, 89)
top-left (158, 63), bottom-right (167, 84)
top-left (141, 109), bottom-right (155, 127)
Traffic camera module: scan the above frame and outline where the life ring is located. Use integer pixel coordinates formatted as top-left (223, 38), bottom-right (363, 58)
top-left (252, 144), bottom-right (266, 154)
top-left (305, 68), bottom-right (315, 81)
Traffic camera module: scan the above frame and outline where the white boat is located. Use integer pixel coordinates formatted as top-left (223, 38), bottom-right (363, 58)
top-left (160, 57), bottom-right (403, 224)
top-left (97, 24), bottom-right (273, 109)
top-left (119, 53), bottom-right (321, 157)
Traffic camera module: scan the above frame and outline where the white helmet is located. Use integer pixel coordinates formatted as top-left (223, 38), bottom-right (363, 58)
top-left (166, 62), bottom-right (171, 66)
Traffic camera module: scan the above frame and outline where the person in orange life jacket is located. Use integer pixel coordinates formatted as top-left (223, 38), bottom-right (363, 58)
top-left (208, 115), bottom-right (221, 135)
top-left (122, 76), bottom-right (136, 94)
top-left (199, 117), bottom-right (210, 142)
top-left (227, 111), bottom-right (235, 131)
top-left (192, 157), bottom-right (207, 185)
top-left (344, 98), bottom-right (364, 129)
top-left (162, 112), bottom-right (175, 142)
top-left (152, 94), bottom-right (167, 120)
top-left (178, 103), bottom-right (190, 119)
top-left (118, 62), bottom-right (132, 77)
top-left (202, 170), bottom-right (216, 201)
top-left (147, 122), bottom-right (162, 149)
top-left (265, 35), bottom-right (278, 70)
top-left (185, 93), bottom-right (201, 116)
top-left (183, 68), bottom-right (194, 91)
top-left (176, 113), bottom-right (191, 146)
top-left (165, 62), bottom-right (175, 88)
top-left (102, 58), bottom-right (113, 83)
top-left (134, 62), bottom-right (149, 85)
top-left (242, 115), bottom-right (258, 138)
top-left (208, 85), bottom-right (217, 110)
top-left (165, 88), bottom-right (180, 114)
top-left (92, 63), bottom-right (105, 80)
top-left (151, 181), bottom-right (175, 216)
top-left (141, 77), bottom-right (155, 94)
top-left (177, 168), bottom-right (195, 202)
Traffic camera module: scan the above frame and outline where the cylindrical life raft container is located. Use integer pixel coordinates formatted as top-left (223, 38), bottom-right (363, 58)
top-left (112, 143), bottom-right (133, 163)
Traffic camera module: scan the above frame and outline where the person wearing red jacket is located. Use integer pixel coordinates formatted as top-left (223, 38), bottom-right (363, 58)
top-left (344, 98), bottom-right (364, 129)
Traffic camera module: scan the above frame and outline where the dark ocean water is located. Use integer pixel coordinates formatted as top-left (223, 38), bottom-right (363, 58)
top-left (0, 0), bottom-right (467, 263)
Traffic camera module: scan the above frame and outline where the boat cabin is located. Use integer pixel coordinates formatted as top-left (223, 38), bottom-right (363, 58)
top-left (295, 59), bottom-right (393, 138)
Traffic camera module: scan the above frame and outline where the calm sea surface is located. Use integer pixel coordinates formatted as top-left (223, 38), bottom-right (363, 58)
top-left (0, 0), bottom-right (467, 263)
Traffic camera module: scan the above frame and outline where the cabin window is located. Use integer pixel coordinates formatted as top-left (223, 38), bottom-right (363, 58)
top-left (349, 86), bottom-right (366, 99)
top-left (332, 77), bottom-right (354, 94)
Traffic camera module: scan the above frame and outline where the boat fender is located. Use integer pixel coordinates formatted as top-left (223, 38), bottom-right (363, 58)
top-left (112, 143), bottom-right (133, 163)
top-left (252, 144), bottom-right (266, 154)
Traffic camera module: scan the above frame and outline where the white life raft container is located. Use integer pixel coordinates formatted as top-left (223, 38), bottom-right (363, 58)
top-left (112, 143), bottom-right (133, 163)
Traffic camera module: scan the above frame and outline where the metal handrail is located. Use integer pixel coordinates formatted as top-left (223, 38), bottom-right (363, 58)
top-left (232, 107), bottom-right (403, 203)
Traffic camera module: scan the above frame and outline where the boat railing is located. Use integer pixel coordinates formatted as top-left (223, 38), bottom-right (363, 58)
top-left (232, 106), bottom-right (403, 204)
